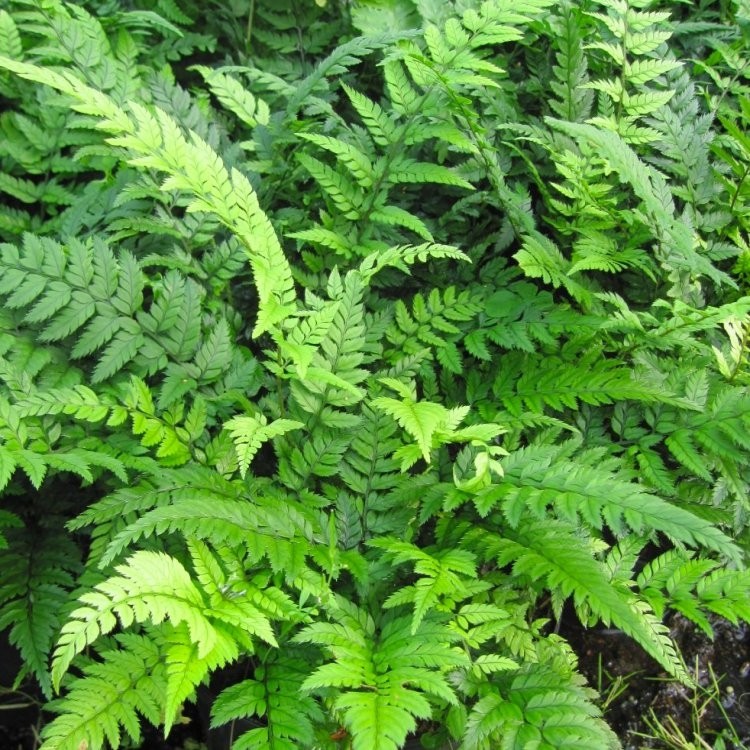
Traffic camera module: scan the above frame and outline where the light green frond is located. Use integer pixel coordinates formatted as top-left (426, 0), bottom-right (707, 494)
top-left (51, 551), bottom-right (212, 690)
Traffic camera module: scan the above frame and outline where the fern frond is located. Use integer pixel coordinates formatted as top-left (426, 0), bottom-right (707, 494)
top-left (0, 528), bottom-right (80, 697)
top-left (488, 443), bottom-right (740, 561)
top-left (0, 55), bottom-right (297, 337)
top-left (496, 352), bottom-right (676, 416)
top-left (372, 382), bottom-right (451, 466)
top-left (213, 648), bottom-right (324, 750)
top-left (549, 2), bottom-right (594, 122)
top-left (0, 10), bottom-right (22, 60)
top-left (99, 495), bottom-right (311, 572)
top-left (385, 286), bottom-right (480, 366)
top-left (192, 65), bottom-right (270, 127)
top-left (224, 414), bottom-right (303, 478)
top-left (297, 606), bottom-right (467, 750)
top-left (51, 551), bottom-right (214, 690)
top-left (470, 521), bottom-right (688, 681)
top-left (462, 663), bottom-right (619, 750)
top-left (40, 633), bottom-right (167, 750)
top-left (373, 538), bottom-right (477, 632)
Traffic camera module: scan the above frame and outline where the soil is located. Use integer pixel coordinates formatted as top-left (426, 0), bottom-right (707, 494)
top-left (568, 614), bottom-right (750, 749)
top-left (2, 616), bottom-right (749, 750)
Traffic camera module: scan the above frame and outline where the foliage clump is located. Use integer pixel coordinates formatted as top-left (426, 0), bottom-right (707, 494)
top-left (1, 1), bottom-right (750, 748)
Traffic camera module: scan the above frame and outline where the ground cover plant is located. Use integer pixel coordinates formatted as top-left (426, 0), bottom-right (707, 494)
top-left (1, 0), bottom-right (750, 748)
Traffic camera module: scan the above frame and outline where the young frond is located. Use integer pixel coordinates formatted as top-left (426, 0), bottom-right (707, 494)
top-left (224, 414), bottom-right (303, 478)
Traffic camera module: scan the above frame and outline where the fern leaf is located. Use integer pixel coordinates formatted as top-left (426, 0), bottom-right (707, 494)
top-left (549, 2), bottom-right (593, 122)
top-left (298, 608), bottom-right (466, 750)
top-left (51, 551), bottom-right (214, 690)
top-left (387, 157), bottom-right (474, 190)
top-left (193, 66), bottom-right (270, 127)
top-left (0, 10), bottom-right (22, 59)
top-left (300, 132), bottom-right (374, 187)
top-left (341, 83), bottom-right (401, 146)
top-left (665, 430), bottom-right (713, 482)
top-left (297, 152), bottom-right (364, 218)
top-left (224, 414), bottom-right (303, 478)
top-left (0, 58), bottom-right (297, 337)
top-left (474, 522), bottom-right (689, 681)
top-left (216, 651), bottom-right (321, 750)
top-left (462, 663), bottom-right (619, 749)
top-left (495, 444), bottom-right (740, 561)
top-left (99, 495), bottom-right (309, 574)
top-left (335, 691), bottom-right (426, 750)
top-left (372, 388), bottom-right (448, 464)
top-left (162, 623), bottom-right (239, 734)
top-left (370, 204), bottom-right (434, 241)
top-left (0, 530), bottom-right (80, 698)
top-left (40, 634), bottom-right (166, 750)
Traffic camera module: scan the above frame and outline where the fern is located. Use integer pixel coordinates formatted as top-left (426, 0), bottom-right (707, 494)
top-left (462, 663), bottom-right (619, 749)
top-left (637, 550), bottom-right (750, 636)
top-left (212, 648), bottom-right (325, 750)
top-left (0, 526), bottom-right (80, 697)
top-left (584, 0), bottom-right (681, 144)
top-left (1, 3), bottom-right (750, 749)
top-left (224, 414), bottom-right (303, 478)
top-left (549, 2), bottom-right (595, 122)
top-left (40, 633), bottom-right (167, 750)
top-left (468, 521), bottom-right (689, 681)
top-left (297, 602), bottom-right (467, 750)
top-left (0, 53), bottom-right (297, 337)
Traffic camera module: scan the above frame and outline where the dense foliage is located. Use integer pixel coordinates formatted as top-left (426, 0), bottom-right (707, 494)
top-left (1, 0), bottom-right (750, 748)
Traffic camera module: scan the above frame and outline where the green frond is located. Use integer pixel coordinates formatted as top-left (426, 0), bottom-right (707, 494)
top-left (342, 83), bottom-right (401, 147)
top-left (193, 66), bottom-right (270, 127)
top-left (51, 551), bottom-right (214, 690)
top-left (638, 550), bottom-right (750, 636)
top-left (224, 414), bottom-right (304, 477)
top-left (385, 286), bottom-right (480, 365)
top-left (213, 649), bottom-right (323, 750)
top-left (162, 622), bottom-right (239, 734)
top-left (372, 385), bottom-right (452, 466)
top-left (0, 10), bottom-right (22, 60)
top-left (549, 2), bottom-right (594, 122)
top-left (300, 132), bottom-right (374, 187)
top-left (470, 521), bottom-right (689, 681)
top-left (462, 663), bottom-right (619, 750)
top-left (387, 156), bottom-right (474, 190)
top-left (99, 495), bottom-right (311, 571)
top-left (486, 443), bottom-right (740, 561)
top-left (0, 55), bottom-right (296, 337)
top-left (374, 538), bottom-right (477, 632)
top-left (358, 243), bottom-right (470, 283)
top-left (496, 352), bottom-right (676, 416)
top-left (297, 152), bottom-right (365, 219)
top-left (40, 633), bottom-right (167, 750)
top-left (370, 204), bottom-right (434, 241)
top-left (0, 528), bottom-right (80, 697)
top-left (297, 607), bottom-right (467, 750)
